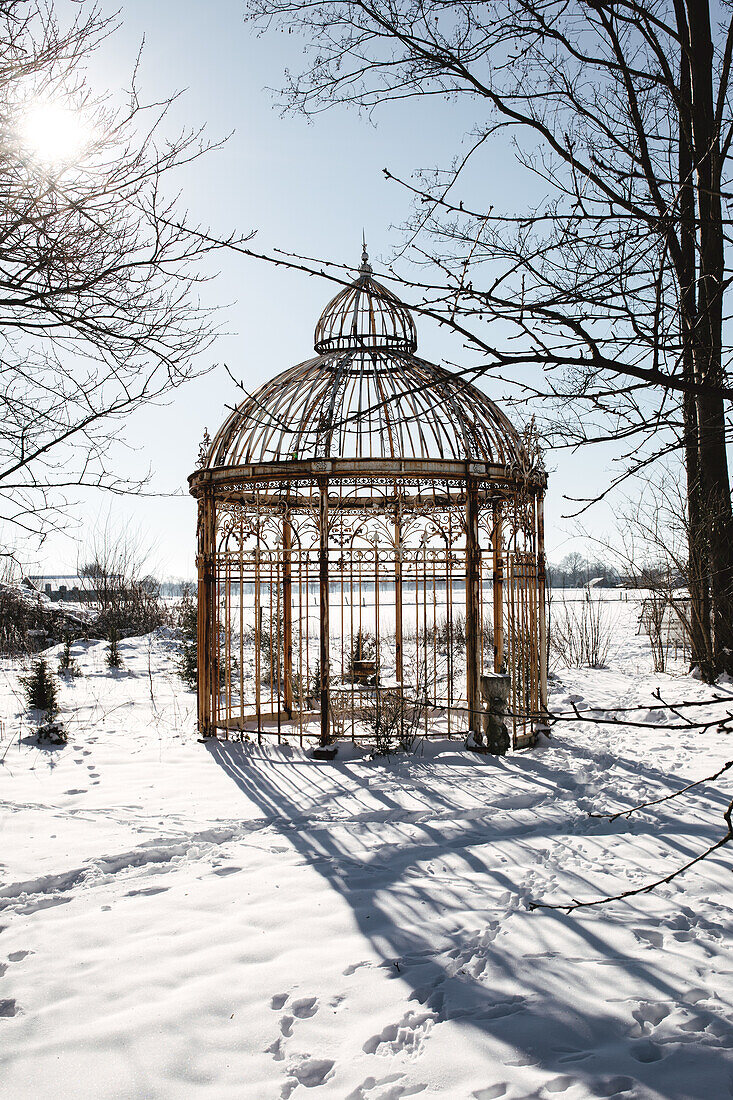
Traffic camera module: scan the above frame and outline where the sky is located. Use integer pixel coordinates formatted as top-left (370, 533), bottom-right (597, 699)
top-left (29, 0), bottom-right (632, 579)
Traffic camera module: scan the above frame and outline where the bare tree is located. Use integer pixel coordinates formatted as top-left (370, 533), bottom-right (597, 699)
top-left (245, 0), bottom-right (733, 675)
top-left (79, 522), bottom-right (167, 639)
top-left (550, 588), bottom-right (614, 670)
top-left (0, 1), bottom-right (245, 551)
top-left (607, 468), bottom-right (711, 673)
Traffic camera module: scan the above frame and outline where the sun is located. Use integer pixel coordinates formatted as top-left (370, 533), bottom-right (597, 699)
top-left (19, 102), bottom-right (91, 166)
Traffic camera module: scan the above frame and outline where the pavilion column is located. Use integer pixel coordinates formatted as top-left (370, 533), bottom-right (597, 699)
top-left (492, 501), bottom-right (504, 673)
top-left (394, 512), bottom-right (403, 685)
top-left (197, 489), bottom-right (217, 737)
top-left (282, 509), bottom-right (293, 718)
top-left (465, 478), bottom-right (482, 738)
top-left (318, 479), bottom-right (330, 745)
top-left (537, 494), bottom-right (548, 712)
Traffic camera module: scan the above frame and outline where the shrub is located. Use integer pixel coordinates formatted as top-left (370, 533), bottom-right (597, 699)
top-left (550, 591), bottom-right (613, 669)
top-left (58, 636), bottom-right (80, 678)
top-left (363, 686), bottom-right (426, 755)
top-left (177, 583), bottom-right (198, 688)
top-left (0, 585), bottom-right (52, 655)
top-left (23, 658), bottom-right (59, 717)
top-left (106, 627), bottom-right (123, 669)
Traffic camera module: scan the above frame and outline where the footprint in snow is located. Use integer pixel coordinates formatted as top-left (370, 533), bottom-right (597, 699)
top-left (292, 996), bottom-right (318, 1019)
top-left (213, 865), bottom-right (241, 877)
top-left (591, 1076), bottom-right (635, 1097)
top-left (633, 927), bottom-right (665, 949)
top-left (266, 1036), bottom-right (285, 1061)
top-left (0, 999), bottom-right (19, 1017)
top-left (473, 1086), bottom-right (508, 1099)
top-left (343, 960), bottom-right (370, 976)
top-left (8, 950), bottom-right (31, 962)
top-left (280, 1015), bottom-right (294, 1037)
top-left (557, 1050), bottom-right (593, 1063)
top-left (287, 1057), bottom-right (335, 1088)
top-left (347, 1074), bottom-right (427, 1100)
top-left (631, 1001), bottom-right (671, 1034)
top-left (271, 993), bottom-right (289, 1010)
top-left (64, 789), bottom-right (86, 795)
top-left (631, 1039), bottom-right (664, 1063)
top-left (363, 1009), bottom-right (436, 1056)
top-left (543, 1076), bottom-right (576, 1094)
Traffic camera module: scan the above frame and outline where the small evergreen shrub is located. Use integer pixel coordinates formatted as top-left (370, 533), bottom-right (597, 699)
top-left (23, 658), bottom-right (59, 714)
top-left (23, 659), bottom-right (66, 743)
top-left (106, 626), bottom-right (123, 669)
top-left (177, 584), bottom-right (198, 689)
top-left (58, 636), bottom-right (80, 678)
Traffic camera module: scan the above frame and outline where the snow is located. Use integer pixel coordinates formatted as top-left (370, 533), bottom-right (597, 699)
top-left (1, 596), bottom-right (732, 1099)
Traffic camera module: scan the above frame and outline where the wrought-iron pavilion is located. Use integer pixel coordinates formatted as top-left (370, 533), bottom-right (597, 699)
top-left (189, 247), bottom-right (548, 750)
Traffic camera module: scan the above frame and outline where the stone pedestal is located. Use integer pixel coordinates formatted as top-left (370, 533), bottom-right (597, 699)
top-left (312, 744), bottom-right (338, 761)
top-left (480, 672), bottom-right (511, 755)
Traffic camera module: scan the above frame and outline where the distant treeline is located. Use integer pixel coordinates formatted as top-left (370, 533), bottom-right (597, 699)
top-left (546, 554), bottom-right (622, 589)
top-left (160, 555), bottom-right (659, 595)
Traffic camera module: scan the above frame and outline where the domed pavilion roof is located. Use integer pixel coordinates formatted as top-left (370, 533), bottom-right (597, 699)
top-left (205, 248), bottom-right (529, 470)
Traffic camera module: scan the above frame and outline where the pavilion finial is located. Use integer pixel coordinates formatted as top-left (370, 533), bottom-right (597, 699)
top-left (360, 231), bottom-right (372, 275)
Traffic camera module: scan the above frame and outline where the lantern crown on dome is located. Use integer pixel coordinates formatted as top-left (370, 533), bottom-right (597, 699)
top-left (313, 243), bottom-right (418, 355)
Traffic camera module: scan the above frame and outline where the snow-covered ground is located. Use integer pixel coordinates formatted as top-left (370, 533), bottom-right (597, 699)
top-left (1, 595), bottom-right (732, 1099)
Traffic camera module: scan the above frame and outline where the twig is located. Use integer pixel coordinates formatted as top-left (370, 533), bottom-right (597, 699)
top-left (590, 758), bottom-right (733, 821)
top-left (529, 798), bottom-right (733, 912)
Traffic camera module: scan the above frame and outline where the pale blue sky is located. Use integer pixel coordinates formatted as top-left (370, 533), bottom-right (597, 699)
top-left (36, 0), bottom-right (625, 578)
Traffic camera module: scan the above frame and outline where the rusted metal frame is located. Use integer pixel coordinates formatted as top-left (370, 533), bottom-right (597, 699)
top-left (244, 375), bottom-right (291, 463)
top-left (431, 549), bottom-right (437, 711)
top-left (316, 354), bottom-right (351, 460)
top-left (267, 546), bottom-right (273, 720)
top-left (394, 510), bottom-right (403, 686)
top-left (224, 553), bottom-right (232, 738)
top-left (275, 551), bottom-right (282, 745)
top-left (254, 542), bottom-right (261, 741)
top-left (492, 501), bottom-right (504, 675)
top-left (372, 365), bottom-right (397, 461)
top-left (290, 363), bottom-right (331, 461)
top-left (230, 371), bottom-right (288, 463)
top-left (447, 510), bottom-right (453, 735)
top-left (238, 521), bottom-right (245, 733)
top-left (405, 362), bottom-right (439, 458)
top-left (508, 553), bottom-right (517, 748)
top-left (318, 478), bottom-right (331, 746)
top-left (190, 461), bottom-right (534, 497)
top-left (519, 552), bottom-right (527, 737)
top-left (205, 346), bottom-right (541, 471)
top-left (349, 541), bottom-right (356, 741)
top-left (282, 510), bottom-right (293, 719)
top-left (390, 365), bottom-right (419, 458)
top-left (375, 541), bottom-right (381, 695)
top-left (342, 371), bottom-right (362, 458)
top-left (413, 548), bottom-right (420, 706)
top-left (305, 542), bottom-right (310, 745)
top-left (197, 491), bottom-right (217, 737)
top-left (274, 364), bottom-right (318, 460)
top-left (537, 493), bottom-right (548, 714)
top-left (422, 547), bottom-right (429, 736)
top-left (337, 516), bottom-right (344, 688)
top-left (465, 478), bottom-right (482, 738)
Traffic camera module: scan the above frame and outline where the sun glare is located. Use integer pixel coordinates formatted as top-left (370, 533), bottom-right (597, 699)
top-left (19, 102), bottom-right (91, 166)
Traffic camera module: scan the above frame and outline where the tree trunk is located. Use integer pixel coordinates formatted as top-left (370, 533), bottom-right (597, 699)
top-left (686, 0), bottom-right (733, 672)
top-left (677, 5), bottom-right (715, 675)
